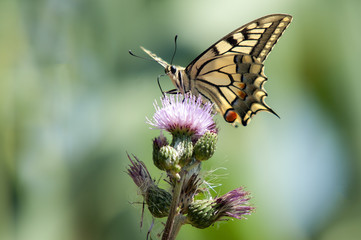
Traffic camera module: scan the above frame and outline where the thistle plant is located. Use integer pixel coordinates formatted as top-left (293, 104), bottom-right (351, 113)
top-left (127, 94), bottom-right (254, 239)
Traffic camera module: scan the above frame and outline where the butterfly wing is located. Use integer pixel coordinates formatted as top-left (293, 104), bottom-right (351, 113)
top-left (141, 46), bottom-right (169, 68)
top-left (185, 14), bottom-right (292, 126)
top-left (191, 54), bottom-right (273, 126)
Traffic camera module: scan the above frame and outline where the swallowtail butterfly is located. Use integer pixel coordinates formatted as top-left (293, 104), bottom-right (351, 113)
top-left (141, 14), bottom-right (292, 126)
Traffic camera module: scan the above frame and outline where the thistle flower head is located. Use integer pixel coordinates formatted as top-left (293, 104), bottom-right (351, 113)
top-left (187, 187), bottom-right (254, 228)
top-left (214, 187), bottom-right (254, 220)
top-left (127, 154), bottom-right (172, 218)
top-left (147, 94), bottom-right (217, 136)
top-left (127, 153), bottom-right (154, 195)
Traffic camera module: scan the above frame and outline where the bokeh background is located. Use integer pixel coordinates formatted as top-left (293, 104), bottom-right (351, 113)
top-left (1, 0), bottom-right (361, 239)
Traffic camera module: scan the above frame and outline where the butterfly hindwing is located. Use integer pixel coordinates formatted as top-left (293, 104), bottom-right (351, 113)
top-left (193, 54), bottom-right (273, 125)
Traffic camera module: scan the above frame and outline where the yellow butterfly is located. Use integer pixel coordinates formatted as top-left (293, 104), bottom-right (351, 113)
top-left (141, 14), bottom-right (292, 126)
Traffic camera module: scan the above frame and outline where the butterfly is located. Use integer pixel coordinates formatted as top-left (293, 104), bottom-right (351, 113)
top-left (140, 14), bottom-right (292, 126)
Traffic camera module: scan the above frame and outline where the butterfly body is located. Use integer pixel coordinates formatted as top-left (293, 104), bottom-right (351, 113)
top-left (141, 14), bottom-right (292, 126)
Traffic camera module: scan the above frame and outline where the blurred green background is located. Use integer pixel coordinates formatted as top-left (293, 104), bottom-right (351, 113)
top-left (1, 0), bottom-right (361, 239)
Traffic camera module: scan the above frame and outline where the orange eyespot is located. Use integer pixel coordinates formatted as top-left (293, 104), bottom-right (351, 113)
top-left (224, 110), bottom-right (238, 123)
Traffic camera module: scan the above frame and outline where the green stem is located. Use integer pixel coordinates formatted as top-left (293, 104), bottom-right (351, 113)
top-left (161, 173), bottom-right (184, 240)
top-left (169, 214), bottom-right (187, 239)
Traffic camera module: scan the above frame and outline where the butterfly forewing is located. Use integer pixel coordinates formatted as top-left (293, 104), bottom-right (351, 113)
top-left (185, 14), bottom-right (292, 126)
top-left (186, 14), bottom-right (292, 74)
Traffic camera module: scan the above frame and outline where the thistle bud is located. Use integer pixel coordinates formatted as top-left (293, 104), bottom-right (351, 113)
top-left (146, 185), bottom-right (172, 218)
top-left (187, 199), bottom-right (217, 229)
top-left (158, 145), bottom-right (181, 173)
top-left (153, 132), bottom-right (169, 170)
top-left (194, 131), bottom-right (218, 161)
top-left (172, 135), bottom-right (194, 167)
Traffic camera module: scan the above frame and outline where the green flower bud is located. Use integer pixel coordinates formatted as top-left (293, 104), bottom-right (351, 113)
top-left (187, 199), bottom-right (217, 229)
top-left (146, 185), bottom-right (172, 218)
top-left (172, 135), bottom-right (193, 167)
top-left (153, 133), bottom-right (169, 170)
top-left (194, 131), bottom-right (218, 161)
top-left (158, 145), bottom-right (180, 172)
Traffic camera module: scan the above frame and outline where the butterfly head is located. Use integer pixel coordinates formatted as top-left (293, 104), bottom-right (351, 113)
top-left (141, 47), bottom-right (187, 94)
top-left (165, 65), bottom-right (177, 75)
top-left (165, 64), bottom-right (186, 94)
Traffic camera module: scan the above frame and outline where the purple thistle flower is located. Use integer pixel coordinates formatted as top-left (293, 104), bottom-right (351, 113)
top-left (187, 187), bottom-right (254, 228)
top-left (147, 94), bottom-right (217, 136)
top-left (127, 153), bottom-right (154, 195)
top-left (127, 154), bottom-right (173, 218)
top-left (214, 187), bottom-right (254, 220)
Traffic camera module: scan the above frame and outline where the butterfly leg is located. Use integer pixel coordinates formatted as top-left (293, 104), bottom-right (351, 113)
top-left (157, 74), bottom-right (166, 97)
top-left (165, 89), bottom-right (179, 95)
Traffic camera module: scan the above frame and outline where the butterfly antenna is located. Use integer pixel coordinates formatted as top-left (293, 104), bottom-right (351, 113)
top-left (170, 35), bottom-right (178, 65)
